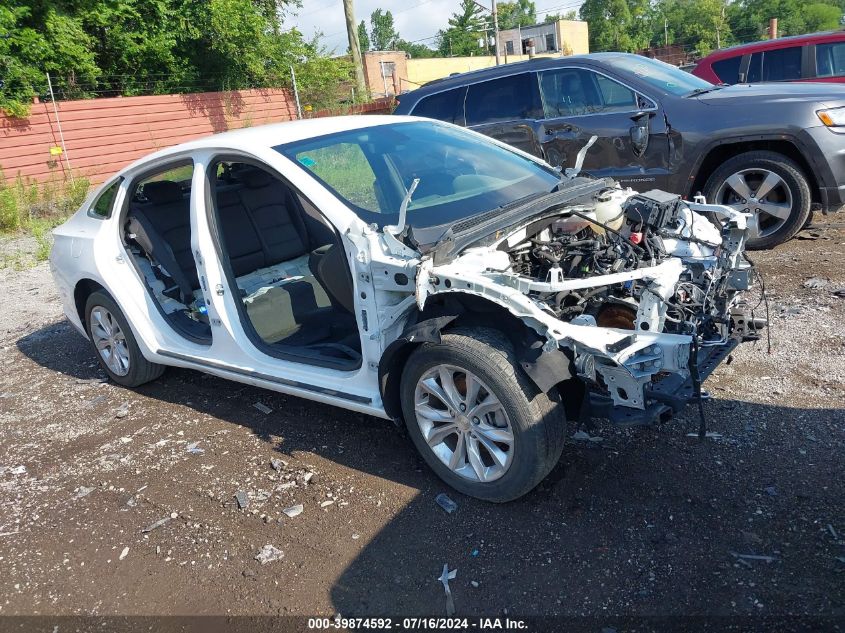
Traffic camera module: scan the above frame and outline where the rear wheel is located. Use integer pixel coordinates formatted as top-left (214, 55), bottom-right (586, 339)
top-left (399, 327), bottom-right (567, 503)
top-left (703, 150), bottom-right (811, 250)
top-left (85, 290), bottom-right (165, 387)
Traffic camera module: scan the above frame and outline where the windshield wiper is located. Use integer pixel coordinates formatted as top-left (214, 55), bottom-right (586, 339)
top-left (685, 84), bottom-right (726, 97)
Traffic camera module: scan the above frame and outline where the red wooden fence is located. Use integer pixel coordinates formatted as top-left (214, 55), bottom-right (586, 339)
top-left (0, 90), bottom-right (392, 186)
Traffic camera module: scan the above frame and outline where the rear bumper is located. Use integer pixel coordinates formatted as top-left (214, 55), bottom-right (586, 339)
top-left (589, 338), bottom-right (739, 425)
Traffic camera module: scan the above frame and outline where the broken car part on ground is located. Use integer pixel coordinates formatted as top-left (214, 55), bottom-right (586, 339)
top-left (48, 116), bottom-right (764, 502)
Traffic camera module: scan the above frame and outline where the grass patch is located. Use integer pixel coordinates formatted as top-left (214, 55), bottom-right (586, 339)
top-left (0, 170), bottom-right (91, 266)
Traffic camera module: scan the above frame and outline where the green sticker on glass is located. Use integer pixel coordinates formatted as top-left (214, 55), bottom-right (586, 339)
top-left (299, 156), bottom-right (316, 167)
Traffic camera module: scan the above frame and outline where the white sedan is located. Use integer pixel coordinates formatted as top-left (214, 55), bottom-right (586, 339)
top-left (50, 116), bottom-right (762, 502)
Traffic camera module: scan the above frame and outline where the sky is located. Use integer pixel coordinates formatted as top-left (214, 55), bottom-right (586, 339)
top-left (285, 0), bottom-right (585, 55)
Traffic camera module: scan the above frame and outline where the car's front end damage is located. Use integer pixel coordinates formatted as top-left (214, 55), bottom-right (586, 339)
top-left (404, 180), bottom-right (765, 426)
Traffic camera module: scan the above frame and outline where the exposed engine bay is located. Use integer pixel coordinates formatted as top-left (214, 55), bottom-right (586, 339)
top-left (502, 188), bottom-right (753, 343)
top-left (412, 183), bottom-right (765, 421)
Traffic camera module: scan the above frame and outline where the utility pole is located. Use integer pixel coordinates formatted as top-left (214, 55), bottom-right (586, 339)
top-left (492, 0), bottom-right (501, 65)
top-left (343, 0), bottom-right (366, 99)
top-left (664, 18), bottom-right (668, 47)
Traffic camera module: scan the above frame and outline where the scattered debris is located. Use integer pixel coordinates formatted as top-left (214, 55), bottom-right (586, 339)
top-left (119, 547), bottom-right (130, 561)
top-left (730, 552), bottom-right (778, 563)
top-left (76, 377), bottom-right (107, 385)
top-left (142, 517), bottom-right (171, 533)
top-left (303, 471), bottom-right (315, 484)
top-left (254, 544), bottom-right (284, 565)
top-left (764, 486), bottom-right (778, 497)
top-left (352, 533), bottom-right (360, 540)
top-left (270, 458), bottom-right (286, 471)
top-left (572, 430), bottom-right (604, 442)
top-left (803, 277), bottom-right (829, 289)
top-left (470, 581), bottom-right (479, 588)
top-left (686, 431), bottom-right (723, 440)
top-left (115, 403), bottom-right (130, 419)
top-left (319, 500), bottom-right (335, 508)
top-left (435, 493), bottom-right (458, 514)
top-left (437, 564), bottom-right (457, 616)
top-left (234, 491), bottom-right (249, 509)
top-left (9, 465), bottom-right (26, 475)
top-left (74, 486), bottom-right (95, 499)
top-left (282, 504), bottom-right (304, 518)
top-left (274, 482), bottom-right (296, 491)
top-left (832, 287), bottom-right (845, 299)
top-left (186, 442), bottom-right (205, 455)
top-left (828, 524), bottom-right (839, 540)
top-left (253, 402), bottom-right (272, 415)
top-left (0, 530), bottom-right (20, 537)
top-left (470, 549), bottom-right (479, 557)
top-left (87, 395), bottom-right (108, 407)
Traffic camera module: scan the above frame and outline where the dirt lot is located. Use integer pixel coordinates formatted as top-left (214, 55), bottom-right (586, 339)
top-left (1, 218), bottom-right (844, 623)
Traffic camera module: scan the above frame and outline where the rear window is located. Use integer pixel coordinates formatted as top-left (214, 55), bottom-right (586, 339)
top-left (712, 55), bottom-right (742, 84)
top-left (412, 87), bottom-right (466, 125)
top-left (465, 73), bottom-right (536, 126)
top-left (816, 41), bottom-right (845, 78)
top-left (747, 46), bottom-right (803, 82)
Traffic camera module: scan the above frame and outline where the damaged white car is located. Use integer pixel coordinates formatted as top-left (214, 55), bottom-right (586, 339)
top-left (50, 116), bottom-right (764, 502)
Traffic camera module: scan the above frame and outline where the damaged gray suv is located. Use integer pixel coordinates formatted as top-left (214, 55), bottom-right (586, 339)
top-left (50, 117), bottom-right (764, 502)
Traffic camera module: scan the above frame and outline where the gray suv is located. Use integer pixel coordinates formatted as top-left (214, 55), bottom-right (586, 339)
top-left (394, 53), bottom-right (845, 249)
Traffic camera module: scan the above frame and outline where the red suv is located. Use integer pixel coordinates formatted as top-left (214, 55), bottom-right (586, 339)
top-left (693, 31), bottom-right (845, 84)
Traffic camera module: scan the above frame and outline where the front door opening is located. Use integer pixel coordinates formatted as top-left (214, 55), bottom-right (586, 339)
top-left (209, 160), bottom-right (361, 371)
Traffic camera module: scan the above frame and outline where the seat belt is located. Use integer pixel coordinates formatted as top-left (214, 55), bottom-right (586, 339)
top-left (128, 213), bottom-right (196, 305)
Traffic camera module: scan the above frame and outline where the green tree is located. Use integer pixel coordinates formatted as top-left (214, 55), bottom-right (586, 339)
top-left (801, 2), bottom-right (842, 30)
top-left (357, 20), bottom-right (371, 52)
top-left (395, 39), bottom-right (437, 58)
top-left (370, 8), bottom-right (398, 50)
top-left (497, 0), bottom-right (537, 29)
top-left (654, 0), bottom-right (731, 55)
top-left (580, 0), bottom-right (653, 51)
top-left (437, 0), bottom-right (487, 56)
top-left (544, 10), bottom-right (578, 22)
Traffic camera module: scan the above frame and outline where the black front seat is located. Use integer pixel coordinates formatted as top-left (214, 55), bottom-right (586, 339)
top-left (309, 243), bottom-right (355, 314)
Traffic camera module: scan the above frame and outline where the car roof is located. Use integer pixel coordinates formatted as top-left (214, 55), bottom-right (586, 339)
top-left (120, 115), bottom-right (418, 173)
top-left (399, 52), bottom-right (632, 98)
top-left (699, 30), bottom-right (845, 61)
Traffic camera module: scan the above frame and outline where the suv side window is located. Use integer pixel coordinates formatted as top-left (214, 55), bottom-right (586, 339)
top-left (712, 56), bottom-right (742, 83)
top-left (412, 87), bottom-right (466, 125)
top-left (539, 68), bottom-right (637, 117)
top-left (87, 178), bottom-right (122, 219)
top-left (464, 73), bottom-right (535, 126)
top-left (748, 46), bottom-right (803, 82)
top-left (816, 42), bottom-right (845, 77)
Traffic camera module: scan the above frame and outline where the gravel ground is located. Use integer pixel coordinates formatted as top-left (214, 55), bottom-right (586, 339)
top-left (0, 218), bottom-right (843, 621)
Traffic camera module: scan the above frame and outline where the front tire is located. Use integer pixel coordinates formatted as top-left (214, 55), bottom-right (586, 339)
top-left (85, 290), bottom-right (165, 387)
top-left (703, 150), bottom-right (811, 250)
top-left (399, 327), bottom-right (567, 503)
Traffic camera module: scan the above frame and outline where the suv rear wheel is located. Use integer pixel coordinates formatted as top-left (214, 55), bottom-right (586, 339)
top-left (399, 327), bottom-right (567, 503)
top-left (703, 150), bottom-right (811, 250)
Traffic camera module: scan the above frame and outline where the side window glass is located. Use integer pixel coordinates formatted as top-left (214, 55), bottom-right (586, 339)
top-left (816, 42), bottom-right (845, 77)
top-left (88, 178), bottom-right (122, 219)
top-left (594, 74), bottom-right (638, 110)
top-left (465, 73), bottom-right (535, 126)
top-left (747, 52), bottom-right (762, 82)
top-left (762, 46), bottom-right (802, 81)
top-left (294, 143), bottom-right (381, 212)
top-left (712, 56), bottom-right (742, 84)
top-left (539, 68), bottom-right (604, 117)
top-left (412, 88), bottom-right (466, 125)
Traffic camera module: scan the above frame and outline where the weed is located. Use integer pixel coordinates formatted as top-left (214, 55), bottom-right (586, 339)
top-left (0, 170), bottom-right (90, 233)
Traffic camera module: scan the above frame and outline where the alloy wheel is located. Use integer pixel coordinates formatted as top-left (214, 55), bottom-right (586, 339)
top-left (715, 168), bottom-right (793, 239)
top-left (413, 364), bottom-right (514, 483)
top-left (90, 306), bottom-right (131, 376)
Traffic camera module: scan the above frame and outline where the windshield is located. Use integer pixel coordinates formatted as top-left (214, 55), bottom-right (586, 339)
top-left (606, 55), bottom-right (714, 96)
top-left (276, 121), bottom-right (561, 229)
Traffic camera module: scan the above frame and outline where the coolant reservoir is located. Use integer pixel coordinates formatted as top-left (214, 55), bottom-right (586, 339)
top-left (592, 188), bottom-right (628, 233)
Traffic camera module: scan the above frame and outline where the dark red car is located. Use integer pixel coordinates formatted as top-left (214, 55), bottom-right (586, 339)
top-left (693, 31), bottom-right (845, 85)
